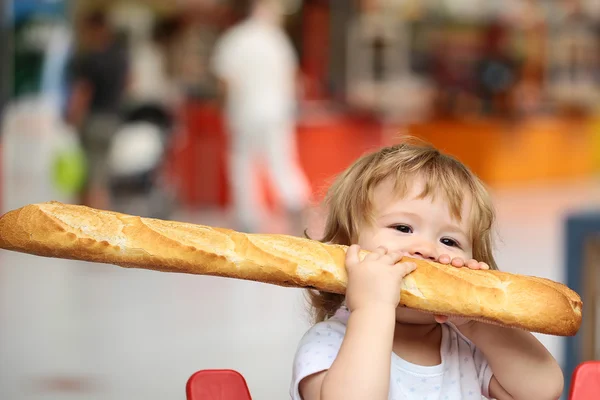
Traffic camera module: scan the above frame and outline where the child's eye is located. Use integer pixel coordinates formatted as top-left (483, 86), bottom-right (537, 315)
top-left (391, 224), bottom-right (413, 233)
top-left (441, 237), bottom-right (461, 248)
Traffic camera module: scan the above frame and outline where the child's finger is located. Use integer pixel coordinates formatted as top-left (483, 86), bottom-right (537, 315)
top-left (466, 259), bottom-right (480, 269)
top-left (397, 261), bottom-right (417, 277)
top-left (366, 245), bottom-right (387, 260)
top-left (438, 254), bottom-right (452, 264)
top-left (381, 251), bottom-right (404, 265)
top-left (434, 315), bottom-right (448, 323)
top-left (345, 244), bottom-right (361, 266)
top-left (375, 246), bottom-right (388, 256)
top-left (480, 262), bottom-right (490, 270)
top-left (451, 257), bottom-right (465, 267)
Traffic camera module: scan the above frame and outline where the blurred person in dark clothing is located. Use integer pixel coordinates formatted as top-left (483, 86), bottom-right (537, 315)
top-left (66, 10), bottom-right (130, 210)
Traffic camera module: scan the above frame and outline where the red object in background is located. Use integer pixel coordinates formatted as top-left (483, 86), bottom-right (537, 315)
top-left (170, 102), bottom-right (279, 211)
top-left (186, 369), bottom-right (252, 400)
top-left (169, 101), bottom-right (384, 210)
top-left (300, 2), bottom-right (330, 100)
top-left (296, 114), bottom-right (383, 201)
top-left (569, 361), bottom-right (600, 400)
top-left (172, 102), bottom-right (229, 208)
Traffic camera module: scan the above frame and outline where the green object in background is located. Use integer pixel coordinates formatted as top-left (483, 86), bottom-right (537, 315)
top-left (52, 146), bottom-right (88, 195)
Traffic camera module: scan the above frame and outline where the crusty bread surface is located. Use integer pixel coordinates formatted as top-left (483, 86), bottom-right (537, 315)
top-left (0, 202), bottom-right (582, 336)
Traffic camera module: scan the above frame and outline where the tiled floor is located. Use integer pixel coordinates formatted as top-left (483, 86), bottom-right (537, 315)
top-left (0, 177), bottom-right (598, 400)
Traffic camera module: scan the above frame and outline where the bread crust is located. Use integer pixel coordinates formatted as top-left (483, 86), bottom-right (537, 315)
top-left (0, 202), bottom-right (582, 336)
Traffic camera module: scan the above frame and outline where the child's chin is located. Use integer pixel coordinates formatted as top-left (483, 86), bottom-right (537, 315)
top-left (395, 307), bottom-right (437, 324)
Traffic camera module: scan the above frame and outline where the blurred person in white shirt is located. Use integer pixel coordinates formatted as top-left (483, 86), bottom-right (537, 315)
top-left (210, 0), bottom-right (311, 234)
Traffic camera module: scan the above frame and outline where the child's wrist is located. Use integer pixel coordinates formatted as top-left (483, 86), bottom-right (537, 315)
top-left (346, 305), bottom-right (397, 345)
top-left (348, 304), bottom-right (397, 329)
top-left (350, 303), bottom-right (397, 318)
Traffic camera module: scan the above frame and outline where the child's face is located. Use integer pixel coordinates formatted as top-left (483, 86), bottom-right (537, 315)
top-left (356, 176), bottom-right (474, 324)
top-left (357, 176), bottom-right (473, 261)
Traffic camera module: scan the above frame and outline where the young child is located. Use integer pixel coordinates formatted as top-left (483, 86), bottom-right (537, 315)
top-left (290, 141), bottom-right (564, 400)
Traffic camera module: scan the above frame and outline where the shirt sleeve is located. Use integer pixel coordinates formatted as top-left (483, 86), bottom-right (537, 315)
top-left (473, 341), bottom-right (494, 398)
top-left (289, 319), bottom-right (346, 400)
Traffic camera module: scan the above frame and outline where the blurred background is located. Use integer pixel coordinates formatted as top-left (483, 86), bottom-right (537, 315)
top-left (1, 0), bottom-right (600, 399)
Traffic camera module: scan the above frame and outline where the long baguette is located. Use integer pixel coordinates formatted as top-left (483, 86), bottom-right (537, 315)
top-left (0, 201), bottom-right (582, 336)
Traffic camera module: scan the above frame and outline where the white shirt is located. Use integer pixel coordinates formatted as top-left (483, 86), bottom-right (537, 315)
top-left (290, 307), bottom-right (493, 400)
top-left (211, 18), bottom-right (298, 125)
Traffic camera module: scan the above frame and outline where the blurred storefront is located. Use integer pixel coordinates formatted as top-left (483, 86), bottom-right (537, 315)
top-left (2, 0), bottom-right (600, 213)
top-left (163, 0), bottom-right (600, 212)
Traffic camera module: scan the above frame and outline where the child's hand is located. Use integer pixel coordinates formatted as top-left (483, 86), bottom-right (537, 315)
top-left (345, 244), bottom-right (417, 312)
top-left (434, 255), bottom-right (489, 327)
top-left (437, 254), bottom-right (490, 270)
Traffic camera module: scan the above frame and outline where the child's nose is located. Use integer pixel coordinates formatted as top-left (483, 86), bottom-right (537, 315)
top-left (408, 242), bottom-right (437, 261)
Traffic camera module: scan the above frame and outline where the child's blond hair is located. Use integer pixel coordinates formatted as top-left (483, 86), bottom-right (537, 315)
top-left (306, 140), bottom-right (498, 323)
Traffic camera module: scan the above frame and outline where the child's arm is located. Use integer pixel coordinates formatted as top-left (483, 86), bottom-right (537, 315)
top-left (436, 256), bottom-right (564, 400)
top-left (298, 306), bottom-right (395, 399)
top-left (459, 320), bottom-right (564, 400)
top-left (302, 306), bottom-right (397, 399)
top-left (299, 245), bottom-right (416, 400)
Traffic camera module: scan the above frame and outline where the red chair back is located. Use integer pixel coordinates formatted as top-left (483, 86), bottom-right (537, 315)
top-left (569, 361), bottom-right (600, 400)
top-left (186, 369), bottom-right (252, 400)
